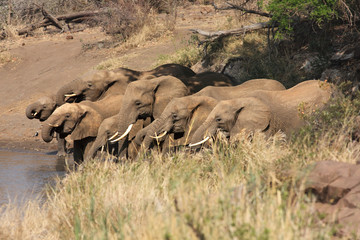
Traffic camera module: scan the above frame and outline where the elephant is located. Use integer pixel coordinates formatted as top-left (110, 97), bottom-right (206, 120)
top-left (135, 78), bottom-right (286, 152)
top-left (25, 95), bottom-right (70, 156)
top-left (41, 94), bottom-right (124, 164)
top-left (190, 80), bottom-right (334, 147)
top-left (56, 63), bottom-right (195, 106)
top-left (193, 78), bottom-right (286, 100)
top-left (26, 95), bottom-right (57, 121)
top-left (109, 75), bottom-right (190, 146)
top-left (183, 72), bottom-right (235, 93)
top-left (134, 96), bottom-right (219, 153)
top-left (84, 115), bottom-right (151, 161)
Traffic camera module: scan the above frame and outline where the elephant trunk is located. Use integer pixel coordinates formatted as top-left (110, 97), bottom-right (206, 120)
top-left (41, 115), bottom-right (65, 143)
top-left (25, 103), bottom-right (38, 119)
top-left (85, 136), bottom-right (107, 161)
top-left (113, 105), bottom-right (137, 143)
top-left (190, 119), bottom-right (215, 147)
top-left (55, 80), bottom-right (82, 106)
top-left (41, 122), bottom-right (56, 143)
top-left (141, 117), bottom-right (166, 150)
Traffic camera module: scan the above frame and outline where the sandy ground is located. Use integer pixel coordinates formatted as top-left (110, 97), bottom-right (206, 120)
top-left (0, 4), bottom-right (234, 153)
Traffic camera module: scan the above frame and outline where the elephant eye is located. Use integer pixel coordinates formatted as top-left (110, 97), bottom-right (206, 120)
top-left (172, 113), bottom-right (177, 120)
top-left (215, 116), bottom-right (221, 122)
top-left (43, 104), bottom-right (47, 109)
top-left (87, 82), bottom-right (93, 87)
top-left (65, 114), bottom-right (70, 118)
top-left (135, 100), bottom-right (141, 106)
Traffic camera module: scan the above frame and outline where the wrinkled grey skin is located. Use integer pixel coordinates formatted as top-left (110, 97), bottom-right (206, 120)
top-left (190, 80), bottom-right (334, 147)
top-left (135, 96), bottom-right (219, 153)
top-left (113, 76), bottom-right (190, 152)
top-left (193, 78), bottom-right (286, 100)
top-left (56, 64), bottom-right (195, 106)
top-left (42, 94), bottom-right (123, 164)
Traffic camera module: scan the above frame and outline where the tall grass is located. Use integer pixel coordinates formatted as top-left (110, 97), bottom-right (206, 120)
top-left (1, 92), bottom-right (359, 239)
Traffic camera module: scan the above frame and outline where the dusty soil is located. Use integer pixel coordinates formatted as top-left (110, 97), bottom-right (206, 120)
top-left (0, 4), bottom-right (234, 153)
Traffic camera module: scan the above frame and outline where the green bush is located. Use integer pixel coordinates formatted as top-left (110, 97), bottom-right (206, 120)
top-left (267, 0), bottom-right (337, 37)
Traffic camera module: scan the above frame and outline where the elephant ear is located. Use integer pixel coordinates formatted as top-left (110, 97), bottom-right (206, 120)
top-left (151, 76), bottom-right (190, 118)
top-left (71, 105), bottom-right (103, 141)
top-left (231, 97), bottom-right (271, 136)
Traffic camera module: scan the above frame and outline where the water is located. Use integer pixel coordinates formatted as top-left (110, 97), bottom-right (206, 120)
top-left (0, 150), bottom-right (67, 206)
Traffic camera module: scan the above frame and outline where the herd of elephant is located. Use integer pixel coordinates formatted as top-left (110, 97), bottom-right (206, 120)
top-left (26, 63), bottom-right (334, 165)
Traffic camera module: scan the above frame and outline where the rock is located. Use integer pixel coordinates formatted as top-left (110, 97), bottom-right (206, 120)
top-left (320, 69), bottom-right (344, 84)
top-left (292, 52), bottom-right (320, 74)
top-left (304, 161), bottom-right (360, 237)
top-left (191, 58), bottom-right (227, 75)
top-left (331, 45), bottom-right (358, 62)
top-left (191, 59), bottom-right (211, 73)
top-left (222, 57), bottom-right (248, 85)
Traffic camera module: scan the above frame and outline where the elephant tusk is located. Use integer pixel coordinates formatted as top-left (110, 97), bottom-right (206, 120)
top-left (108, 131), bottom-right (119, 141)
top-left (32, 111), bottom-right (38, 117)
top-left (150, 131), bottom-right (167, 139)
top-left (64, 93), bottom-right (77, 97)
top-left (101, 146), bottom-right (104, 153)
top-left (48, 123), bottom-right (58, 127)
top-left (188, 136), bottom-right (210, 147)
top-left (110, 124), bottom-right (133, 143)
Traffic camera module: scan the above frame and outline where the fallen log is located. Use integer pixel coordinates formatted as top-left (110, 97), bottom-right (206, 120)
top-left (190, 21), bottom-right (275, 38)
top-left (36, 4), bottom-right (68, 32)
top-left (17, 9), bottom-right (108, 36)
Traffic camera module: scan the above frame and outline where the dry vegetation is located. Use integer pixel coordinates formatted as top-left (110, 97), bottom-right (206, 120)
top-left (1, 93), bottom-right (360, 239)
top-left (1, 0), bottom-right (360, 239)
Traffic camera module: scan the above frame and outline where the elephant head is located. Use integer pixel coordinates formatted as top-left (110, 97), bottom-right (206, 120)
top-left (56, 68), bottom-right (139, 106)
top-left (41, 103), bottom-right (103, 143)
top-left (26, 96), bottom-right (57, 121)
top-left (84, 115), bottom-right (118, 160)
top-left (190, 97), bottom-right (271, 147)
top-left (136, 96), bottom-right (219, 149)
top-left (110, 76), bottom-right (190, 143)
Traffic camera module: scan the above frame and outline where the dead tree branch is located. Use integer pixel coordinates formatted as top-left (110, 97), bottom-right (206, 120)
top-left (35, 4), bottom-right (68, 32)
top-left (212, 1), bottom-right (272, 18)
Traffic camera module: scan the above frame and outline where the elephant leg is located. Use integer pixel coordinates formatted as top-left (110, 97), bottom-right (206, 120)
top-left (73, 140), bottom-right (84, 167)
top-left (56, 134), bottom-right (67, 157)
top-left (127, 140), bottom-right (141, 160)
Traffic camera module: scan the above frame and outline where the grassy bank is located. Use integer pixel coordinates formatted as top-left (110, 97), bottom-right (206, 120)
top-left (1, 94), bottom-right (359, 239)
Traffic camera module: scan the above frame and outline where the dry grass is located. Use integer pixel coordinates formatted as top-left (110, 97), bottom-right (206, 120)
top-left (2, 93), bottom-right (359, 239)
top-left (96, 12), bottom-right (175, 70)
top-left (0, 49), bottom-right (15, 67)
top-left (1, 113), bottom-right (359, 239)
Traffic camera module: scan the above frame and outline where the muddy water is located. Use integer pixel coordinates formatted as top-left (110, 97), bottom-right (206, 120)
top-left (0, 150), bottom-right (67, 206)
